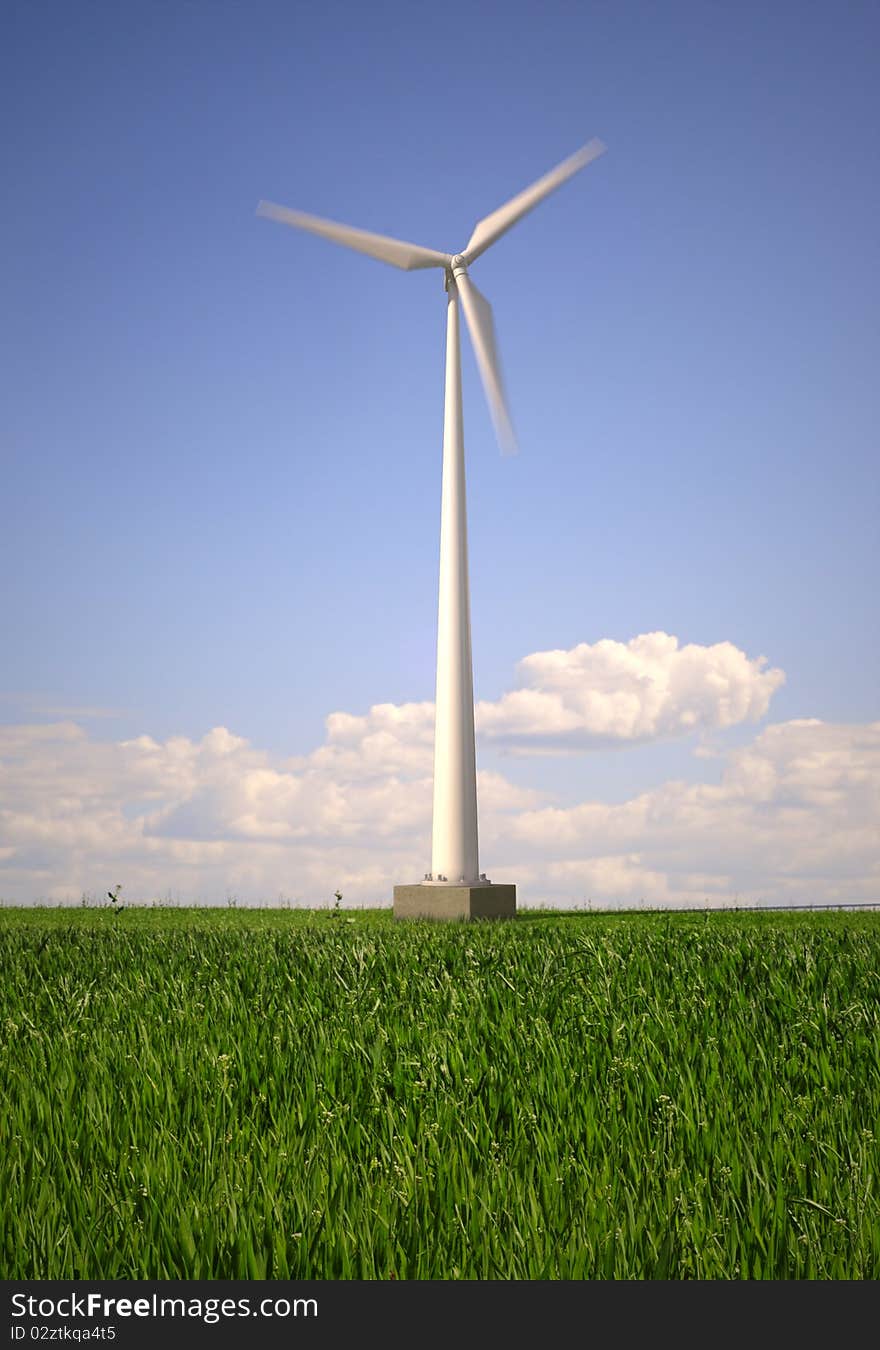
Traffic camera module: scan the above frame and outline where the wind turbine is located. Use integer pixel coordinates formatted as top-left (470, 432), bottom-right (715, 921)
top-left (258, 137), bottom-right (606, 918)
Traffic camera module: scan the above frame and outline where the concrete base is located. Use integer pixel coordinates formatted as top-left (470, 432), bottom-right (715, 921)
top-left (393, 883), bottom-right (517, 921)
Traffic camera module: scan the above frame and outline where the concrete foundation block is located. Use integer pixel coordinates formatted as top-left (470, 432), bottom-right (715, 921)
top-left (393, 883), bottom-right (517, 921)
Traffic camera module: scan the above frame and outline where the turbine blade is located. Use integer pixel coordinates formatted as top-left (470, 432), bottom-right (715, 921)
top-left (462, 137), bottom-right (606, 264)
top-left (456, 273), bottom-right (517, 456)
top-left (256, 200), bottom-right (451, 272)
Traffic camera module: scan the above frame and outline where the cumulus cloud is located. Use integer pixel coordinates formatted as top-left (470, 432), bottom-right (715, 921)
top-left (510, 720), bottom-right (880, 906)
top-left (0, 715), bottom-right (537, 906)
top-left (310, 701), bottom-right (435, 779)
top-left (1, 635), bottom-right (873, 910)
top-left (476, 632), bottom-right (785, 751)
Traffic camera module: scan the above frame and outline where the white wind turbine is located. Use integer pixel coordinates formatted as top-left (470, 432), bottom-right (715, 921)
top-left (258, 138), bottom-right (605, 917)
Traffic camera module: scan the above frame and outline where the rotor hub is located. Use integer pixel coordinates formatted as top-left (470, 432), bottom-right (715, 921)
top-left (450, 254), bottom-right (468, 277)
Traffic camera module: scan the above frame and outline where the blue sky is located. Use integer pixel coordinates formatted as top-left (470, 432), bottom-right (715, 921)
top-left (2, 0), bottom-right (878, 906)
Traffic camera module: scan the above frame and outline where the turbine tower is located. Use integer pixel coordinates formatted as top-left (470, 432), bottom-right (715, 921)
top-left (258, 138), bottom-right (605, 919)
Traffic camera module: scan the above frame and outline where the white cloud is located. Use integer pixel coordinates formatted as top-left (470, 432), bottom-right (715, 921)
top-left (476, 632), bottom-right (785, 751)
top-left (0, 636), bottom-right (874, 910)
top-left (510, 720), bottom-right (880, 905)
top-left (310, 701), bottom-right (435, 779)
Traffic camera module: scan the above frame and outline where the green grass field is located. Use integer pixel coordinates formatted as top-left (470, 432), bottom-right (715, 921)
top-left (1, 906), bottom-right (878, 1279)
